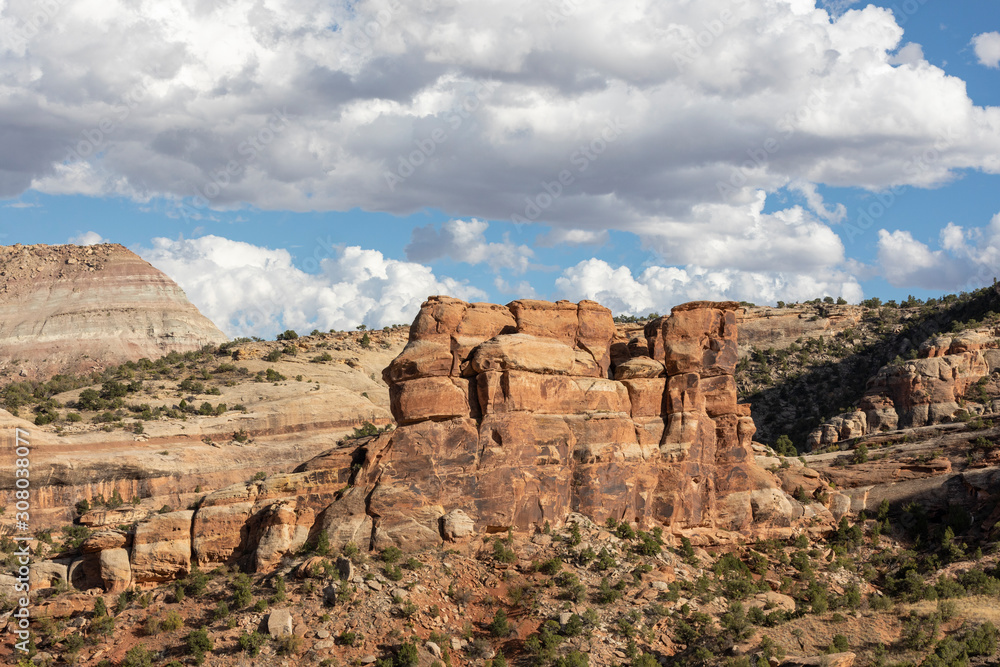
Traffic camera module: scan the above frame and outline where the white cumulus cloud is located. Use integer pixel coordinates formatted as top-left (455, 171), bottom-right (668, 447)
top-left (69, 231), bottom-right (108, 245)
top-left (405, 219), bottom-right (534, 272)
top-left (877, 213), bottom-right (1000, 289)
top-left (556, 258), bottom-right (863, 315)
top-left (139, 235), bottom-right (485, 338)
top-left (972, 32), bottom-right (1000, 69)
top-left (888, 42), bottom-right (925, 66)
top-left (0, 0), bottom-right (996, 244)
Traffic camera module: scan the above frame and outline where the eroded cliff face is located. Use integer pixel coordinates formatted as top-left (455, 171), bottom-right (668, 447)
top-left (0, 243), bottom-right (228, 382)
top-left (44, 297), bottom-right (809, 593)
top-left (809, 329), bottom-right (1000, 448)
top-left (349, 297), bottom-right (796, 551)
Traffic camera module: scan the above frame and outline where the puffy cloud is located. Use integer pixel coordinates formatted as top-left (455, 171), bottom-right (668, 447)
top-left (535, 228), bottom-right (610, 247)
top-left (636, 191), bottom-right (847, 274)
top-left (69, 231), bottom-right (108, 246)
top-left (556, 258), bottom-right (862, 314)
top-left (876, 213), bottom-right (1000, 289)
top-left (1, 0), bottom-right (996, 246)
top-left (888, 42), bottom-right (925, 66)
top-left (139, 235), bottom-right (485, 338)
top-left (972, 32), bottom-right (1000, 69)
top-left (405, 219), bottom-right (534, 272)
top-left (787, 181), bottom-right (847, 224)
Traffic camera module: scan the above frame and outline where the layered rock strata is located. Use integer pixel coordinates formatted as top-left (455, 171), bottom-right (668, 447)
top-left (51, 297), bottom-right (803, 591)
top-left (0, 243), bottom-right (228, 382)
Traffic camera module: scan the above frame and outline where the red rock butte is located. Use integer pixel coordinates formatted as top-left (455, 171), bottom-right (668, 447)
top-left (352, 296), bottom-right (797, 550)
top-left (0, 243), bottom-right (228, 381)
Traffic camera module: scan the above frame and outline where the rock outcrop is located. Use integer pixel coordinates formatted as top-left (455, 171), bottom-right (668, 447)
top-left (808, 329), bottom-right (1000, 448)
top-left (61, 296), bottom-right (806, 587)
top-left (737, 304), bottom-right (863, 355)
top-left (0, 243), bottom-right (228, 382)
top-left (360, 297), bottom-right (797, 549)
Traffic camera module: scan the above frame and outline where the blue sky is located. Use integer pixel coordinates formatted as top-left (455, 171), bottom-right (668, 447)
top-left (1, 0), bottom-right (999, 338)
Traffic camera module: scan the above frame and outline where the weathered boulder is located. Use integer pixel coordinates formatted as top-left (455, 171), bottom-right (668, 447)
top-left (441, 509), bottom-right (475, 541)
top-left (469, 334), bottom-right (602, 377)
top-left (98, 549), bottom-right (132, 593)
top-left (28, 561), bottom-right (68, 589)
top-left (389, 376), bottom-right (476, 424)
top-left (130, 510), bottom-right (194, 583)
top-left (267, 609), bottom-right (294, 637)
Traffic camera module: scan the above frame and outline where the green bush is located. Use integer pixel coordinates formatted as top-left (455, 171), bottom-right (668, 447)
top-left (538, 557), bottom-right (563, 575)
top-left (161, 610), bottom-right (183, 632)
top-left (594, 578), bottom-right (622, 604)
top-left (493, 538), bottom-right (516, 564)
top-left (121, 645), bottom-right (153, 667)
top-left (233, 573), bottom-right (253, 609)
top-left (488, 608), bottom-right (512, 637)
top-left (186, 628), bottom-right (214, 665)
top-left (238, 630), bottom-right (267, 656)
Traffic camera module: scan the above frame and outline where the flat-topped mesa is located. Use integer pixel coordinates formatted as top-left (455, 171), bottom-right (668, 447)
top-left (0, 243), bottom-right (228, 382)
top-left (366, 296), bottom-right (796, 549)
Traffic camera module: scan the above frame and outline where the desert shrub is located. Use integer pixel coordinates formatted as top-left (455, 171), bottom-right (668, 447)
top-left (488, 608), bottom-right (512, 637)
top-left (774, 435), bottom-right (797, 456)
top-left (274, 633), bottom-right (304, 655)
top-left (616, 522), bottom-right (636, 540)
top-left (900, 611), bottom-right (939, 651)
top-left (232, 573), bottom-right (253, 609)
top-left (493, 538), bottom-right (516, 564)
top-left (161, 610), bottom-right (184, 632)
top-left (964, 621), bottom-right (999, 657)
top-left (212, 601), bottom-right (230, 621)
top-left (538, 557), bottom-right (563, 575)
top-left (594, 578), bottom-right (622, 604)
top-left (238, 630), bottom-right (267, 656)
top-left (595, 547), bottom-right (617, 571)
top-left (186, 628), bottom-right (213, 664)
top-left (121, 645), bottom-right (154, 667)
top-left (720, 602), bottom-right (753, 641)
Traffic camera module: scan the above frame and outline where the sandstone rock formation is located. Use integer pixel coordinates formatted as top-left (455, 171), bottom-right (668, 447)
top-left (738, 304), bottom-right (863, 355)
top-left (55, 296), bottom-right (807, 585)
top-left (808, 329), bottom-right (1000, 448)
top-left (358, 297), bottom-right (797, 550)
top-left (0, 243), bottom-right (228, 382)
